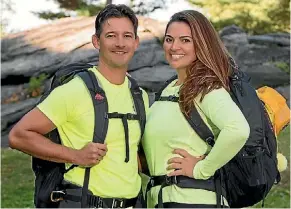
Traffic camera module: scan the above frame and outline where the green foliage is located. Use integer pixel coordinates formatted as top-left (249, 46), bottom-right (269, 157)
top-left (75, 3), bottom-right (104, 17)
top-left (35, 0), bottom-right (105, 19)
top-left (28, 73), bottom-right (48, 96)
top-left (37, 0), bottom-right (169, 19)
top-left (189, 0), bottom-right (290, 34)
top-left (34, 11), bottom-right (69, 20)
top-left (1, 149), bottom-right (34, 208)
top-left (274, 62), bottom-right (290, 74)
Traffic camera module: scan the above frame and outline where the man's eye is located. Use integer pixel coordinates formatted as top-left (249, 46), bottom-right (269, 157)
top-left (125, 35), bottom-right (133, 38)
top-left (107, 34), bottom-right (115, 38)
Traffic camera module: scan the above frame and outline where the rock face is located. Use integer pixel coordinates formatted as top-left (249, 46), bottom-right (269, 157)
top-left (1, 17), bottom-right (290, 147)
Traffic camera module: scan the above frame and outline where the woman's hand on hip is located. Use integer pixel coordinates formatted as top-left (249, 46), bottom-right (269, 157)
top-left (167, 148), bottom-right (205, 178)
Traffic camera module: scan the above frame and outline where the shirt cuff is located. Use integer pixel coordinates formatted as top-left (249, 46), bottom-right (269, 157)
top-left (193, 160), bottom-right (212, 180)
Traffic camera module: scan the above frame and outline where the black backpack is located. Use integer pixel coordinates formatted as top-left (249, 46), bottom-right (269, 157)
top-left (155, 67), bottom-right (280, 208)
top-left (32, 63), bottom-right (146, 208)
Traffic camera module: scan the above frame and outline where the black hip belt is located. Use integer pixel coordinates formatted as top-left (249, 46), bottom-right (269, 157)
top-left (146, 175), bottom-right (219, 191)
top-left (145, 175), bottom-right (227, 208)
top-left (51, 182), bottom-right (137, 208)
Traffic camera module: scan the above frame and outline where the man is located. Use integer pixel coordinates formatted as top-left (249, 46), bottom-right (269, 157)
top-left (9, 4), bottom-right (149, 208)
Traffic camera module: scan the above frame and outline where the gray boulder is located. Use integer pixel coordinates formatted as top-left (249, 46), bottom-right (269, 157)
top-left (219, 25), bottom-right (246, 37)
top-left (130, 64), bottom-right (176, 92)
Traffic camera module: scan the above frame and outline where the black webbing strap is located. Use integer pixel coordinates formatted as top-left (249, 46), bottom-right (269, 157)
top-left (158, 96), bottom-right (215, 147)
top-left (107, 112), bottom-right (139, 120)
top-left (155, 75), bottom-right (178, 101)
top-left (78, 71), bottom-right (108, 208)
top-left (52, 191), bottom-right (136, 208)
top-left (144, 175), bottom-right (227, 208)
top-left (127, 76), bottom-right (149, 176)
top-left (183, 107), bottom-right (215, 147)
top-left (107, 112), bottom-right (140, 162)
top-left (122, 115), bottom-right (130, 163)
top-left (159, 95), bottom-right (179, 102)
top-left (127, 76), bottom-right (146, 137)
top-left (215, 169), bottom-right (226, 208)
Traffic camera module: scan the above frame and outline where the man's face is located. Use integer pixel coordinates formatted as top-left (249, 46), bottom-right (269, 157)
top-left (93, 17), bottom-right (139, 69)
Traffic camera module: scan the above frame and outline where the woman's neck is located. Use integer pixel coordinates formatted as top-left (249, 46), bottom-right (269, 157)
top-left (174, 68), bottom-right (187, 86)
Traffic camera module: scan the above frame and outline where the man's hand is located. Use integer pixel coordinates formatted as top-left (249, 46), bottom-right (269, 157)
top-left (167, 148), bottom-right (205, 178)
top-left (74, 142), bottom-right (107, 167)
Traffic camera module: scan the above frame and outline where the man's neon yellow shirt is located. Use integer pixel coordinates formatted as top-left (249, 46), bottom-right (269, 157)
top-left (37, 66), bottom-right (149, 198)
top-left (142, 79), bottom-right (250, 207)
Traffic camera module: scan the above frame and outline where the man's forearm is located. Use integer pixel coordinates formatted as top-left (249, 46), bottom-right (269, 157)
top-left (9, 129), bottom-right (78, 164)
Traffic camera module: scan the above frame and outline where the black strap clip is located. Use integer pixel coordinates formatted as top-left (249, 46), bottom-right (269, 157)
top-left (126, 113), bottom-right (137, 120)
top-left (168, 95), bottom-right (178, 102)
top-left (165, 175), bottom-right (178, 186)
top-left (111, 199), bottom-right (124, 208)
top-left (205, 136), bottom-right (215, 147)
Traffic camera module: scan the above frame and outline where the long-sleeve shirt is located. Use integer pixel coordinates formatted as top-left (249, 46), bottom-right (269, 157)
top-left (142, 79), bottom-right (250, 207)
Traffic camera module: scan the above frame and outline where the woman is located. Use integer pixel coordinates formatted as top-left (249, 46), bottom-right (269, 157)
top-left (142, 10), bottom-right (250, 208)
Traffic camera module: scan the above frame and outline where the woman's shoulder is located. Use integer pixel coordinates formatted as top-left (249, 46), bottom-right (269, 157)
top-left (195, 88), bottom-right (230, 105)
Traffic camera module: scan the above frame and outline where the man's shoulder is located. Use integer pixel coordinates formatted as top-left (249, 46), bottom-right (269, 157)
top-left (59, 76), bottom-right (88, 91)
top-left (42, 76), bottom-right (90, 103)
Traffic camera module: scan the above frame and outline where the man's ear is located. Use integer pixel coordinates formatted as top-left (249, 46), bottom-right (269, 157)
top-left (134, 35), bottom-right (140, 50)
top-left (92, 34), bottom-right (100, 49)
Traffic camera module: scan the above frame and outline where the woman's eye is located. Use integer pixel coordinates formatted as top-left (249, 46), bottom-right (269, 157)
top-left (165, 38), bottom-right (172, 42)
top-left (182, 39), bottom-right (191, 43)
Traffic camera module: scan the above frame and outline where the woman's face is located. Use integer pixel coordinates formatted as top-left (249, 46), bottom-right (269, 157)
top-left (163, 21), bottom-right (197, 71)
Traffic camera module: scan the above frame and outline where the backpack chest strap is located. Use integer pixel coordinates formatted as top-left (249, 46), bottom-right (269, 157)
top-left (106, 112), bottom-right (140, 163)
top-left (159, 95), bottom-right (179, 102)
top-left (106, 112), bottom-right (139, 120)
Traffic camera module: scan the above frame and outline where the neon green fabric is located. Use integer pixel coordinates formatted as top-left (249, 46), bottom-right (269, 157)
top-left (37, 66), bottom-right (149, 198)
top-left (142, 79), bottom-right (250, 207)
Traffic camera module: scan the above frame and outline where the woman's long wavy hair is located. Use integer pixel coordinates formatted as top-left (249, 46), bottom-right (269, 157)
top-left (165, 10), bottom-right (232, 117)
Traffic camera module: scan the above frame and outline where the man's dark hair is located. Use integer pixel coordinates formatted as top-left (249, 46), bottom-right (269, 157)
top-left (95, 4), bottom-right (138, 38)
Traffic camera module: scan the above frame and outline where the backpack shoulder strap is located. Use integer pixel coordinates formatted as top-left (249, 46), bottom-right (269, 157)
top-left (127, 76), bottom-right (149, 174)
top-left (184, 108), bottom-right (215, 147)
top-left (127, 76), bottom-right (146, 137)
top-left (77, 70), bottom-right (109, 144)
top-left (156, 74), bottom-right (215, 146)
top-left (155, 75), bottom-right (178, 101)
top-left (76, 70), bottom-right (109, 208)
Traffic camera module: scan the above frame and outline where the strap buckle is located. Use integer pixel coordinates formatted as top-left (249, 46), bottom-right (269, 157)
top-left (168, 95), bottom-right (177, 102)
top-left (50, 190), bottom-right (65, 202)
top-left (126, 113), bottom-right (136, 120)
top-left (205, 137), bottom-right (215, 147)
top-left (111, 199), bottom-right (124, 208)
top-left (165, 175), bottom-right (177, 185)
top-left (149, 177), bottom-right (155, 187)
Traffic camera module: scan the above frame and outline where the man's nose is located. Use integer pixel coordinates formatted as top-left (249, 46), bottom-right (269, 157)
top-left (115, 36), bottom-right (125, 48)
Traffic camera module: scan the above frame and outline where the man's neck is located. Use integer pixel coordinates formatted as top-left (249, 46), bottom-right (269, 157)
top-left (97, 59), bottom-right (128, 85)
